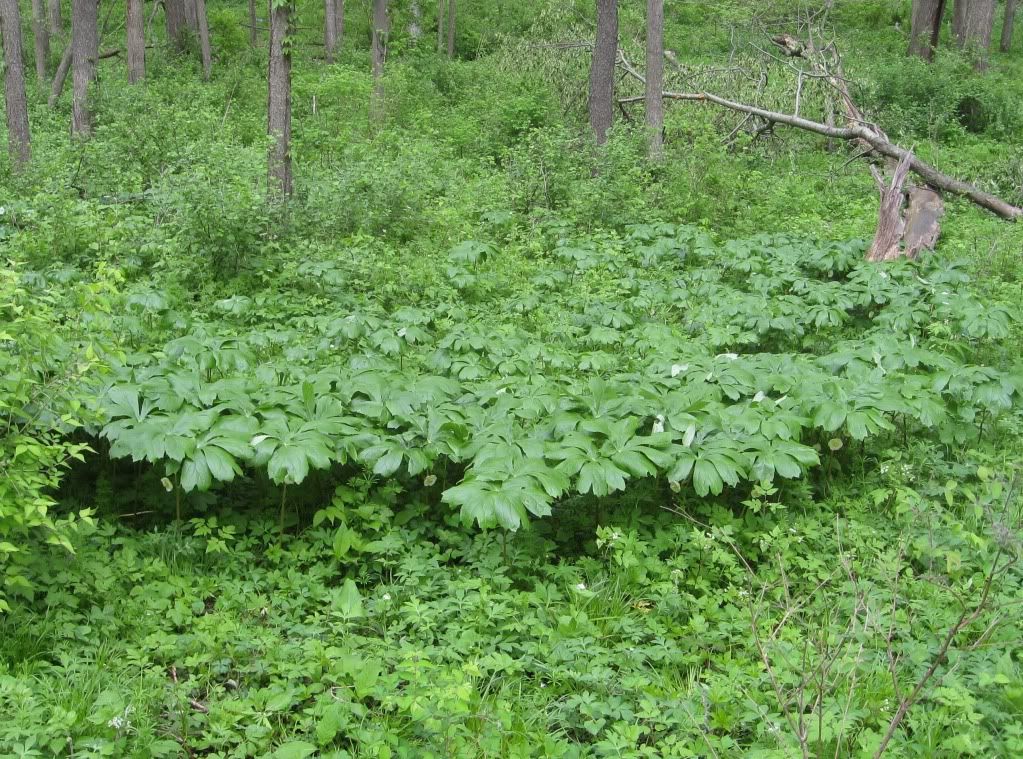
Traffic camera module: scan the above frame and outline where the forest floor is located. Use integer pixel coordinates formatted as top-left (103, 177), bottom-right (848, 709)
top-left (2, 2), bottom-right (1023, 757)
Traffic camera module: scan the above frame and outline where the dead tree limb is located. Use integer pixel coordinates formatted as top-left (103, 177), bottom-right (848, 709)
top-left (867, 152), bottom-right (912, 262)
top-left (620, 87), bottom-right (1021, 221)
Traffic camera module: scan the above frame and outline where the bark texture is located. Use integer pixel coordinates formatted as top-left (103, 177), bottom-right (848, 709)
top-left (324, 0), bottom-right (337, 62)
top-left (126, 0), bottom-right (144, 82)
top-left (71, 0), bottom-right (98, 137)
top-left (955, 0), bottom-right (996, 68)
top-left (185, 0), bottom-right (198, 34)
top-left (370, 0), bottom-right (388, 123)
top-left (267, 0), bottom-right (292, 196)
top-left (195, 0), bottom-right (211, 80)
top-left (48, 0), bottom-right (61, 34)
top-left (336, 0), bottom-right (344, 46)
top-left (1002, 0), bottom-right (1017, 52)
top-left (1, 0), bottom-right (31, 166)
top-left (165, 0), bottom-right (187, 51)
top-left (588, 0), bottom-right (618, 144)
top-left (32, 0), bottom-right (50, 80)
top-left (908, 0), bottom-right (946, 60)
top-left (49, 42), bottom-right (71, 105)
top-left (645, 0), bottom-right (664, 159)
top-left (952, 0), bottom-right (967, 39)
top-left (446, 0), bottom-right (455, 58)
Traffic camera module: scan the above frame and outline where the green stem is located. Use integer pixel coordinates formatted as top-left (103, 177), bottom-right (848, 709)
top-left (279, 483), bottom-right (288, 534)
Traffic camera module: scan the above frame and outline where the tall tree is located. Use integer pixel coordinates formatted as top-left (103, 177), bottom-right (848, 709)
top-left (49, 44), bottom-right (71, 106)
top-left (185, 0), bottom-right (198, 34)
top-left (267, 0), bottom-right (292, 196)
top-left (588, 0), bottom-right (618, 145)
top-left (370, 0), bottom-right (388, 122)
top-left (248, 0), bottom-right (257, 46)
top-left (409, 0), bottom-right (422, 41)
top-left (908, 0), bottom-right (946, 60)
top-left (195, 0), bottom-right (211, 79)
top-left (953, 0), bottom-right (994, 68)
top-left (324, 0), bottom-right (337, 62)
top-left (0, 0), bottom-right (31, 166)
top-left (437, 0), bottom-right (444, 52)
top-left (48, 0), bottom-right (61, 34)
top-left (1002, 0), bottom-right (1017, 52)
top-left (32, 0), bottom-right (50, 80)
top-left (955, 0), bottom-right (996, 69)
top-left (70, 0), bottom-right (98, 137)
top-left (645, 0), bottom-right (664, 159)
top-left (165, 0), bottom-right (187, 51)
top-left (445, 0), bottom-right (455, 58)
top-left (952, 0), bottom-right (967, 39)
top-left (126, 0), bottom-right (144, 82)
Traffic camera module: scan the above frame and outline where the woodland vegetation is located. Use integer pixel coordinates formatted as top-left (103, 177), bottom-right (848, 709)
top-left (2, 0), bottom-right (1023, 757)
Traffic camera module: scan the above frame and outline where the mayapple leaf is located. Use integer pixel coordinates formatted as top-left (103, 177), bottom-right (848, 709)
top-left (335, 579), bottom-right (364, 618)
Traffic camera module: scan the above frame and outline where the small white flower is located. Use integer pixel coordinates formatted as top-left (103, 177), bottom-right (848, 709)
top-left (496, 387), bottom-right (508, 395)
top-left (718, 353), bottom-right (739, 361)
top-left (575, 582), bottom-right (587, 591)
top-left (652, 414), bottom-right (665, 434)
top-left (382, 593), bottom-right (391, 601)
top-left (423, 474), bottom-right (437, 487)
top-left (670, 363), bottom-right (689, 377)
top-left (753, 391), bottom-right (765, 403)
top-left (108, 716), bottom-right (124, 730)
top-left (0, 206), bottom-right (5, 215)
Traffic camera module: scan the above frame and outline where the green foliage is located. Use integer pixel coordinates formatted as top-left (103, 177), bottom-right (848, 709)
top-left (0, 265), bottom-right (114, 610)
top-left (2, 2), bottom-right (1023, 757)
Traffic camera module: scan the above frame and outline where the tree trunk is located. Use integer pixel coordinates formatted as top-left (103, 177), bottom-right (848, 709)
top-left (955, 0), bottom-right (996, 68)
top-left (324, 0), bottom-right (337, 62)
top-left (588, 0), bottom-right (618, 144)
top-left (446, 0), bottom-right (455, 58)
top-left (409, 0), bottom-right (421, 42)
top-left (0, 0), bottom-right (31, 167)
top-left (195, 0), bottom-right (211, 80)
top-left (126, 0), bottom-right (143, 82)
top-left (370, 0), bottom-right (388, 123)
top-left (437, 0), bottom-right (444, 52)
top-left (71, 0), bottom-right (98, 137)
top-left (48, 0), bottom-right (61, 34)
top-left (165, 0), bottom-right (187, 51)
top-left (185, 0), bottom-right (198, 35)
top-left (1002, 0), bottom-right (1017, 51)
top-left (952, 0), bottom-right (967, 39)
top-left (336, 0), bottom-right (343, 45)
top-left (32, 0), bottom-right (50, 80)
top-left (248, 0), bottom-right (257, 47)
top-left (908, 0), bottom-right (946, 60)
top-left (645, 0), bottom-right (664, 159)
top-left (49, 42), bottom-right (71, 105)
top-left (267, 0), bottom-right (292, 197)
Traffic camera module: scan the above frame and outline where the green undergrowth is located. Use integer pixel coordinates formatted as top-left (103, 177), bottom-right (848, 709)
top-left (2, 456), bottom-right (1022, 757)
top-left (3, 1), bottom-right (1023, 757)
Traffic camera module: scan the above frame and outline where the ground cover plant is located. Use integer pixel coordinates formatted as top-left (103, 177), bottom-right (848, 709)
top-left (2, 0), bottom-right (1023, 757)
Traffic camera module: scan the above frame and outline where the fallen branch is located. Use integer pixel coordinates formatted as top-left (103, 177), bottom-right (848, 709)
top-left (629, 89), bottom-right (1020, 221)
top-left (615, 42), bottom-right (1018, 223)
